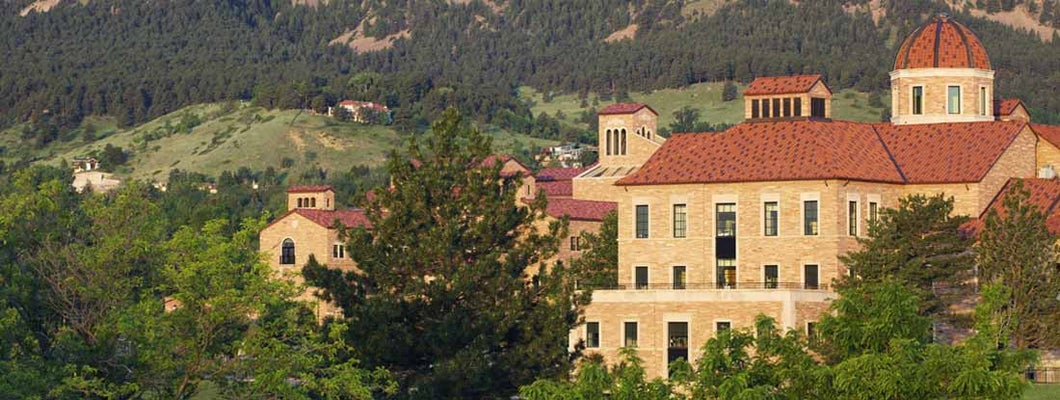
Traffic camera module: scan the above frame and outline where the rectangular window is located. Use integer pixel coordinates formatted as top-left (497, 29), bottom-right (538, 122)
top-left (763, 201), bottom-right (778, 236)
top-left (848, 201), bottom-right (858, 236)
top-left (624, 322), bottom-right (638, 348)
top-left (717, 259), bottom-right (736, 289)
top-left (635, 205), bottom-right (649, 238)
top-left (912, 86), bottom-right (924, 115)
top-left (773, 98), bottom-right (782, 118)
top-left (667, 322), bottom-right (689, 367)
top-left (948, 85), bottom-right (961, 114)
top-left (804, 264), bottom-right (819, 290)
top-left (804, 200), bottom-right (819, 236)
top-left (783, 98), bottom-right (791, 117)
top-left (762, 98), bottom-right (771, 118)
top-left (673, 266), bottom-right (686, 290)
top-left (806, 322), bottom-right (817, 339)
top-left (764, 265), bottom-right (778, 289)
top-left (716, 203), bottom-right (736, 237)
top-left (716, 321), bottom-right (732, 332)
top-left (673, 204), bottom-right (687, 238)
top-left (586, 322), bottom-right (600, 348)
top-left (635, 266), bottom-right (649, 290)
top-left (979, 86), bottom-right (987, 116)
top-left (332, 244), bottom-right (344, 259)
top-left (751, 99), bottom-right (760, 118)
top-left (869, 202), bottom-right (879, 224)
top-left (811, 98), bottom-right (826, 118)
top-left (570, 236), bottom-right (581, 251)
top-left (794, 98), bottom-right (802, 117)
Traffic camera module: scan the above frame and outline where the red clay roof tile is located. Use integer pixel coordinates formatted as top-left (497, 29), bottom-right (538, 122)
top-left (536, 166), bottom-right (592, 181)
top-left (537, 181), bottom-right (573, 197)
top-left (287, 185), bottom-right (334, 193)
top-left (994, 98), bottom-right (1023, 116)
top-left (598, 103), bottom-right (657, 115)
top-left (895, 14), bottom-right (991, 70)
top-left (1033, 124), bottom-right (1060, 150)
top-left (873, 121), bottom-right (1023, 183)
top-left (540, 198), bottom-right (616, 221)
top-left (294, 208), bottom-right (371, 229)
top-left (743, 75), bottom-right (824, 96)
top-left (965, 178), bottom-right (1060, 236)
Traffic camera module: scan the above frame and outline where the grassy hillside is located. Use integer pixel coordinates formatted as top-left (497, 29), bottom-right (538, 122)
top-left (522, 82), bottom-right (890, 133)
top-left (5, 103), bottom-right (558, 182)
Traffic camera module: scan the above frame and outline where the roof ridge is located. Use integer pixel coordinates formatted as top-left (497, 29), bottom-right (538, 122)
top-left (870, 123), bottom-right (909, 184)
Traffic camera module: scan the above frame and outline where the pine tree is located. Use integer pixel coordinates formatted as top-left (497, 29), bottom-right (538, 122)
top-left (304, 109), bottom-right (588, 399)
top-left (975, 180), bottom-right (1060, 348)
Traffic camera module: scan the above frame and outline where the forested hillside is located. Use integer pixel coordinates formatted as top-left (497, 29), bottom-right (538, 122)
top-left (3, 0), bottom-right (1060, 158)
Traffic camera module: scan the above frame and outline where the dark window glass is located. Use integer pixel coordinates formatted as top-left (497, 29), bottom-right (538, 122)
top-left (332, 244), bottom-right (344, 259)
top-left (570, 236), bottom-right (580, 251)
top-left (716, 203), bottom-right (736, 237)
top-left (783, 98), bottom-right (791, 117)
top-left (804, 264), bottom-right (819, 290)
top-left (673, 204), bottom-right (687, 238)
top-left (763, 98), bottom-right (771, 118)
top-left (764, 202), bottom-right (778, 236)
top-left (764, 265), bottom-right (778, 289)
top-left (281, 239), bottom-right (295, 265)
top-left (624, 322), bottom-right (638, 347)
top-left (717, 259), bottom-right (736, 289)
top-left (587, 322), bottom-right (600, 348)
top-left (606, 130), bottom-right (612, 155)
top-left (804, 201), bottom-right (819, 236)
top-left (673, 266), bottom-right (686, 290)
top-left (811, 98), bottom-right (826, 118)
top-left (869, 202), bottom-right (879, 223)
top-left (794, 98), bottom-right (802, 116)
top-left (848, 201), bottom-right (858, 236)
top-left (807, 322), bottom-right (817, 339)
top-left (716, 321), bottom-right (731, 332)
top-left (636, 205), bottom-right (649, 238)
top-left (635, 266), bottom-right (649, 290)
top-left (752, 99), bottom-right (760, 118)
top-left (773, 98), bottom-right (781, 117)
top-left (912, 86), bottom-right (924, 115)
top-left (621, 129), bottom-right (627, 155)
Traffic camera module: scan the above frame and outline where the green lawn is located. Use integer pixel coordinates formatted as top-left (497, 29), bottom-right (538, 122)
top-left (1025, 384), bottom-right (1060, 399)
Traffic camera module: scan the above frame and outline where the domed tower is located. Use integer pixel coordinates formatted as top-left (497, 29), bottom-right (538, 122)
top-left (891, 14), bottom-right (994, 125)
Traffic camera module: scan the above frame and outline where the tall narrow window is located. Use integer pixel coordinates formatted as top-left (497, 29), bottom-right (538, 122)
top-left (848, 201), bottom-right (858, 236)
top-left (764, 201), bottom-right (778, 236)
top-left (672, 266), bottom-right (686, 290)
top-left (332, 243), bottom-right (344, 259)
top-left (783, 98), bottom-right (791, 117)
top-left (716, 203), bottom-right (736, 237)
top-left (297, 198), bottom-right (304, 208)
top-left (281, 239), bottom-right (295, 264)
top-left (624, 322), bottom-right (638, 348)
top-left (635, 266), bottom-right (649, 290)
top-left (586, 322), bottom-right (600, 348)
top-left (804, 200), bottom-right (819, 236)
top-left (794, 98), bottom-right (802, 116)
top-left (979, 87), bottom-right (987, 116)
top-left (673, 204), bottom-right (687, 238)
top-left (310, 197), bottom-right (316, 208)
top-left (869, 202), bottom-right (879, 224)
top-left (752, 99), bottom-right (760, 118)
top-left (667, 322), bottom-right (689, 375)
top-left (806, 322), bottom-right (817, 339)
top-left (764, 265), bottom-right (778, 289)
top-left (948, 85), bottom-right (961, 114)
top-left (804, 264), bottom-right (819, 290)
top-left (635, 205), bottom-right (649, 238)
top-left (606, 129), bottom-right (612, 156)
top-left (620, 129), bottom-right (627, 155)
top-left (912, 86), bottom-right (924, 115)
top-left (762, 99), bottom-right (771, 118)
top-left (811, 98), bottom-right (826, 118)
top-left (773, 98), bottom-right (781, 118)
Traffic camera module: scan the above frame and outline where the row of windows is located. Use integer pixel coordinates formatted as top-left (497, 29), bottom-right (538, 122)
top-left (278, 239), bottom-right (346, 265)
top-left (909, 85), bottom-right (988, 116)
top-left (749, 97), bottom-right (828, 119)
top-left (296, 197), bottom-right (318, 208)
top-left (584, 320), bottom-right (816, 349)
top-left (605, 129), bottom-right (627, 156)
top-left (634, 199), bottom-right (879, 239)
top-left (630, 264), bottom-right (821, 290)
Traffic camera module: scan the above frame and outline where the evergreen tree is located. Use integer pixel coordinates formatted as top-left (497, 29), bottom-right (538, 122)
top-left (570, 211), bottom-right (618, 288)
top-left (975, 180), bottom-right (1060, 348)
top-left (721, 81), bottom-right (739, 102)
top-left (839, 194), bottom-right (975, 315)
top-left (303, 109), bottom-right (588, 399)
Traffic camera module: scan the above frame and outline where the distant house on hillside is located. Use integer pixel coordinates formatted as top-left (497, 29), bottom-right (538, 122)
top-left (72, 171), bottom-right (121, 193)
top-left (72, 157), bottom-right (99, 173)
top-left (328, 100), bottom-right (391, 124)
top-left (538, 143), bottom-right (590, 168)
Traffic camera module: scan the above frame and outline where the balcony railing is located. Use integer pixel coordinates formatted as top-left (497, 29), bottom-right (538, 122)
top-left (577, 281), bottom-right (830, 291)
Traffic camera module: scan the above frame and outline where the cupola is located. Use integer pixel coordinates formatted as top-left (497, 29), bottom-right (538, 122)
top-left (287, 185), bottom-right (336, 211)
top-left (743, 75), bottom-right (831, 121)
top-left (890, 14), bottom-right (995, 125)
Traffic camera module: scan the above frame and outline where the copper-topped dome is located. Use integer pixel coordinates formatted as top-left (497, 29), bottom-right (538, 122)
top-left (894, 14), bottom-right (991, 70)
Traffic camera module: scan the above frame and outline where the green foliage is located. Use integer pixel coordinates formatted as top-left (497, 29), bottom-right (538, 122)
top-left (304, 109), bottom-right (588, 399)
top-left (519, 349), bottom-right (674, 400)
top-left (722, 81), bottom-right (739, 102)
top-left (815, 280), bottom-right (932, 362)
top-left (976, 180), bottom-right (1060, 348)
top-left (839, 194), bottom-right (975, 315)
top-left (571, 211), bottom-right (619, 288)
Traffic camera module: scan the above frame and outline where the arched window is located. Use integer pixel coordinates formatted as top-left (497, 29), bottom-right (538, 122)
top-left (606, 129), bottom-right (612, 155)
top-left (297, 198), bottom-right (303, 208)
top-left (621, 129), bottom-right (627, 155)
top-left (281, 239), bottom-right (295, 264)
top-left (311, 197), bottom-right (316, 207)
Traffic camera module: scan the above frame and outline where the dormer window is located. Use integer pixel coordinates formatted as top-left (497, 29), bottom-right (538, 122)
top-left (948, 86), bottom-right (961, 114)
top-left (912, 86), bottom-right (924, 115)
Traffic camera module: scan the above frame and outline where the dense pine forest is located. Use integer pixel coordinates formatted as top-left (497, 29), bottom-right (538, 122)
top-left (3, 0), bottom-right (1060, 150)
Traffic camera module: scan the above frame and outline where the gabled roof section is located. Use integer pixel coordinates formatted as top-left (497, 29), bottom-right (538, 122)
top-left (287, 185), bottom-right (334, 193)
top-left (743, 75), bottom-right (826, 96)
top-left (1032, 124), bottom-right (1060, 150)
top-left (616, 120), bottom-right (903, 185)
top-left (598, 103), bottom-right (657, 116)
top-left (537, 181), bottom-right (572, 197)
top-left (965, 178), bottom-right (1060, 235)
top-left (994, 98), bottom-right (1024, 117)
top-left (539, 198), bottom-right (617, 221)
top-left (874, 121), bottom-right (1024, 183)
top-left (294, 208), bottom-right (371, 229)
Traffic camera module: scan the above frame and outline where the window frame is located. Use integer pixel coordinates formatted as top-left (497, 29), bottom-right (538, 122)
top-left (715, 320), bottom-right (732, 333)
top-left (848, 200), bottom-right (858, 237)
top-left (569, 236), bottom-right (581, 251)
top-left (912, 85), bottom-right (924, 115)
top-left (624, 321), bottom-right (639, 348)
top-left (332, 243), bottom-right (345, 259)
top-left (634, 266), bottom-right (649, 290)
top-left (763, 201), bottom-right (779, 237)
top-left (764, 264), bottom-right (779, 289)
top-left (947, 85), bottom-right (961, 114)
top-left (280, 238), bottom-right (296, 265)
top-left (586, 322), bottom-right (601, 348)
top-left (635, 204), bottom-right (649, 239)
top-left (716, 203), bottom-right (737, 238)
top-left (673, 204), bottom-right (687, 238)
top-left (979, 86), bottom-right (988, 116)
top-left (672, 265), bottom-right (687, 290)
top-left (751, 99), bottom-right (760, 119)
top-left (803, 200), bottom-right (819, 236)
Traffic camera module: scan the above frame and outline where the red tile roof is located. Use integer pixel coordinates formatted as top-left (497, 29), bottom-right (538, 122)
top-left (894, 14), bottom-right (991, 70)
top-left (537, 181), bottom-right (573, 197)
top-left (616, 120), bottom-right (1026, 186)
top-left (743, 75), bottom-right (825, 96)
top-left (598, 103), bottom-right (657, 115)
top-left (1032, 124), bottom-right (1060, 150)
top-left (536, 166), bottom-right (592, 181)
top-left (994, 98), bottom-right (1023, 116)
top-left (287, 185), bottom-right (334, 193)
top-left (965, 178), bottom-right (1060, 235)
top-left (540, 198), bottom-right (617, 221)
top-left (294, 208), bottom-right (371, 229)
